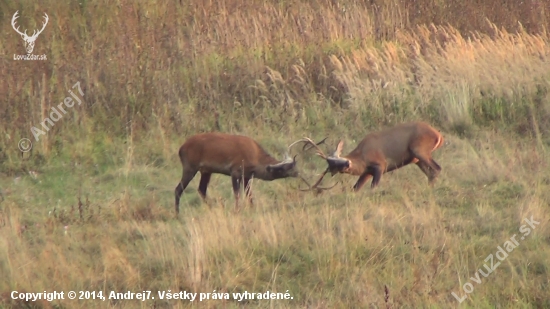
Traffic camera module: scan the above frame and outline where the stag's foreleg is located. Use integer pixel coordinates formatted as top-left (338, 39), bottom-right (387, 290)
top-left (243, 177), bottom-right (254, 206)
top-left (353, 172), bottom-right (372, 191)
top-left (175, 168), bottom-right (198, 214)
top-left (370, 165), bottom-right (384, 188)
top-left (231, 175), bottom-right (242, 211)
top-left (198, 172), bottom-right (212, 204)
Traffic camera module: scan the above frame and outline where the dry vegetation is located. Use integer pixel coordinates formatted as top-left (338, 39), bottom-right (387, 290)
top-left (1, 0), bottom-right (550, 308)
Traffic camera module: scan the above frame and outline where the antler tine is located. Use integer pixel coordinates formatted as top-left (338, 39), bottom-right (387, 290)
top-left (287, 137), bottom-right (328, 159)
top-left (291, 173), bottom-right (338, 193)
top-left (307, 139), bottom-right (328, 159)
top-left (302, 136), bottom-right (327, 151)
top-left (296, 175), bottom-right (313, 190)
top-left (293, 137), bottom-right (327, 160)
top-left (287, 138), bottom-right (312, 153)
top-left (292, 167), bottom-right (338, 193)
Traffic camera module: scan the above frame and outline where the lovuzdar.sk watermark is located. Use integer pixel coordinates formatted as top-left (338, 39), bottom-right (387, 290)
top-left (14, 54), bottom-right (47, 61)
top-left (12, 10), bottom-right (48, 61)
top-left (451, 215), bottom-right (540, 303)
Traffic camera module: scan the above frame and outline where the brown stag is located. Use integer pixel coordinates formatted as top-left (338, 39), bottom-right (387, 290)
top-left (174, 132), bottom-right (330, 214)
top-left (296, 122), bottom-right (444, 192)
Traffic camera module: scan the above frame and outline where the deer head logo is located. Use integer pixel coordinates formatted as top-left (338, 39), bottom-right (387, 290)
top-left (11, 11), bottom-right (49, 54)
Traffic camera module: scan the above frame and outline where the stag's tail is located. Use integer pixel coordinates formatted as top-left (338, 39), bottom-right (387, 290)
top-left (432, 133), bottom-right (444, 151)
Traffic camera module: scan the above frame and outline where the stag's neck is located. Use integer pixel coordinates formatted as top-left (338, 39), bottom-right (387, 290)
top-left (259, 153), bottom-right (280, 166)
top-left (343, 152), bottom-right (367, 176)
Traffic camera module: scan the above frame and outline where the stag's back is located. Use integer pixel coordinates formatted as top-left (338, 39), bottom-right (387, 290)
top-left (179, 133), bottom-right (267, 169)
top-left (354, 122), bottom-right (439, 164)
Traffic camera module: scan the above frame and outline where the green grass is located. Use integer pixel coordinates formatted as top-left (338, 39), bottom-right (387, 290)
top-left (1, 129), bottom-right (550, 308)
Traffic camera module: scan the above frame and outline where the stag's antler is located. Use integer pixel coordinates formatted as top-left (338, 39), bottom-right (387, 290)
top-left (292, 169), bottom-right (337, 193)
top-left (287, 137), bottom-right (328, 159)
top-left (286, 137), bottom-right (339, 192)
top-left (301, 137), bottom-right (327, 152)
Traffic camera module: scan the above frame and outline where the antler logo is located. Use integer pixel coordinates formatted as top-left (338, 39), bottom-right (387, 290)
top-left (11, 11), bottom-right (49, 54)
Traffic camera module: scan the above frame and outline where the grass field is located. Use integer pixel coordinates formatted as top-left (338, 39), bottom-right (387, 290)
top-left (1, 0), bottom-right (550, 308)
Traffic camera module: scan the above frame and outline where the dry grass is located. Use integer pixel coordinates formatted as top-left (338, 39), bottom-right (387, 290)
top-left (1, 0), bottom-right (550, 308)
top-left (1, 0), bottom-right (550, 149)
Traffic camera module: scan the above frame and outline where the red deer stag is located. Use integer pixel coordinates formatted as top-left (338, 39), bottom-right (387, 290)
top-left (174, 133), bottom-right (329, 214)
top-left (296, 122), bottom-right (444, 192)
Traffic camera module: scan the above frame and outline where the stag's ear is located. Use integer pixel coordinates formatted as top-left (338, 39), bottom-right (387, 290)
top-left (332, 140), bottom-right (344, 157)
top-left (289, 155), bottom-right (297, 167)
top-left (277, 161), bottom-right (295, 172)
top-left (288, 160), bottom-right (297, 169)
top-left (283, 153), bottom-right (292, 162)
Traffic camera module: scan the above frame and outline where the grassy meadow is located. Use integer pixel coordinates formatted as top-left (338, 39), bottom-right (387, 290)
top-left (1, 0), bottom-right (550, 308)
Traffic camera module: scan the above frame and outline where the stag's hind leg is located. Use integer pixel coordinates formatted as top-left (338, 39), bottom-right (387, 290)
top-left (175, 168), bottom-right (198, 214)
top-left (410, 134), bottom-right (443, 186)
top-left (415, 157), bottom-right (441, 186)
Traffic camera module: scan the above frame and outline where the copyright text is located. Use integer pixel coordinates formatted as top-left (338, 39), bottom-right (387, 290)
top-left (10, 290), bottom-right (294, 302)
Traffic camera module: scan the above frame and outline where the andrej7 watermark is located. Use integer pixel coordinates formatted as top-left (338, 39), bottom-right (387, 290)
top-left (18, 81), bottom-right (84, 153)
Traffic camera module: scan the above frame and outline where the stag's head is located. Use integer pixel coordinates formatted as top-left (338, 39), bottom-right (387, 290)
top-left (294, 138), bottom-right (351, 175)
top-left (266, 154), bottom-right (299, 179)
top-left (324, 140), bottom-right (352, 175)
top-left (265, 138), bottom-right (326, 180)
top-left (265, 138), bottom-right (335, 191)
top-left (12, 11), bottom-right (49, 54)
top-left (284, 137), bottom-right (340, 192)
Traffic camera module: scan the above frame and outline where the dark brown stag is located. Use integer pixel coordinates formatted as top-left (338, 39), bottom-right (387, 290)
top-left (297, 122), bottom-right (444, 192)
top-left (174, 132), bottom-right (329, 214)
